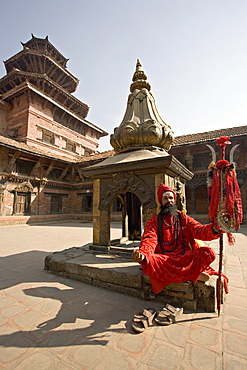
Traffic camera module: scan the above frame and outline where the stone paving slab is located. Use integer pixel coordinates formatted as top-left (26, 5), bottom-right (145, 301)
top-left (0, 221), bottom-right (246, 369)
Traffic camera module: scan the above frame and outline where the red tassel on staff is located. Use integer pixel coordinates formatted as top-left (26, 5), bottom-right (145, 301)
top-left (207, 136), bottom-right (243, 316)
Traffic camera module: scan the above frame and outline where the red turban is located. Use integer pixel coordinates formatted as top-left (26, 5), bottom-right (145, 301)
top-left (157, 184), bottom-right (177, 204)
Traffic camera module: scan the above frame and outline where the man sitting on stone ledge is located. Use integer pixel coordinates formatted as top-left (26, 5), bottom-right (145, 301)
top-left (132, 183), bottom-right (222, 294)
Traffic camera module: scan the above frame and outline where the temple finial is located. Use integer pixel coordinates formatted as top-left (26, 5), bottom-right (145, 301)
top-left (110, 60), bottom-right (174, 152)
top-left (136, 59), bottom-right (143, 71)
top-left (131, 59), bottom-right (150, 92)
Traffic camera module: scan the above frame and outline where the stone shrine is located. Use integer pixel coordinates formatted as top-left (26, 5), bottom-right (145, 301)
top-left (82, 60), bottom-right (193, 247)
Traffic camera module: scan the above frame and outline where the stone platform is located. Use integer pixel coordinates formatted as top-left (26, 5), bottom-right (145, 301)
top-left (44, 242), bottom-right (218, 312)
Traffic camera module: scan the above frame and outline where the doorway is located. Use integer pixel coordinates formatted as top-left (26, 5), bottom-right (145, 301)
top-left (50, 195), bottom-right (62, 214)
top-left (13, 192), bottom-right (31, 215)
top-left (125, 192), bottom-right (142, 240)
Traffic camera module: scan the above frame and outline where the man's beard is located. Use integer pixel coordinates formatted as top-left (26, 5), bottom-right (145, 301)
top-left (160, 204), bottom-right (178, 216)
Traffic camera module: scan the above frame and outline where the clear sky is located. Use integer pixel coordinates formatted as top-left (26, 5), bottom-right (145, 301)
top-left (1, 0), bottom-right (247, 152)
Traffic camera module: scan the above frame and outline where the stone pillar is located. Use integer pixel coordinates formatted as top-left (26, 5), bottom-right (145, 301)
top-left (92, 179), bottom-right (110, 246)
top-left (0, 184), bottom-right (6, 216)
top-left (99, 210), bottom-right (110, 246)
top-left (93, 179), bottom-right (101, 245)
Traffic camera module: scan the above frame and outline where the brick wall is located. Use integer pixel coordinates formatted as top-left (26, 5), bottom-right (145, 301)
top-left (0, 102), bottom-right (10, 134)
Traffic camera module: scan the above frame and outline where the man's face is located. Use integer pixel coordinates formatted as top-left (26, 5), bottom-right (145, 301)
top-left (161, 191), bottom-right (175, 207)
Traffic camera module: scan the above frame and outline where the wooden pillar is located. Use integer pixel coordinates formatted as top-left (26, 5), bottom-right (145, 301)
top-left (191, 187), bottom-right (196, 214)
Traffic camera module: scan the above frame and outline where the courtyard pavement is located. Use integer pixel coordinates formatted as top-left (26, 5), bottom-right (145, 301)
top-left (0, 221), bottom-right (247, 369)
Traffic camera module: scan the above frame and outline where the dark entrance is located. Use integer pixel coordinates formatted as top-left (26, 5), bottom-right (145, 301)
top-left (50, 195), bottom-right (62, 214)
top-left (126, 192), bottom-right (142, 240)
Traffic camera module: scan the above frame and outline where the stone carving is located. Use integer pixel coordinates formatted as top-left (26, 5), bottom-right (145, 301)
top-left (184, 150), bottom-right (193, 170)
top-left (110, 60), bottom-right (174, 152)
top-left (174, 177), bottom-right (186, 212)
top-left (143, 208), bottom-right (156, 225)
top-left (14, 181), bottom-right (33, 193)
top-left (100, 173), bottom-right (156, 211)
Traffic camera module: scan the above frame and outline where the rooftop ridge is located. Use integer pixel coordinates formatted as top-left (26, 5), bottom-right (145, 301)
top-left (173, 124), bottom-right (247, 146)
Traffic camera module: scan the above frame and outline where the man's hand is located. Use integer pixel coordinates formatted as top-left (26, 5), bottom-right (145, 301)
top-left (132, 250), bottom-right (145, 262)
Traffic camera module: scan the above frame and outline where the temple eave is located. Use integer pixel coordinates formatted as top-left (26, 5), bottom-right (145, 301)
top-left (81, 149), bottom-right (193, 181)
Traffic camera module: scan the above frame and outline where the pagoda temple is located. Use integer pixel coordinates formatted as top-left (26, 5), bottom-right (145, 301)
top-left (0, 35), bottom-right (107, 221)
top-left (0, 34), bottom-right (107, 156)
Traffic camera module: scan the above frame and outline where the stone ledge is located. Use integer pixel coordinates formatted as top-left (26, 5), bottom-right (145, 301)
top-left (44, 245), bottom-right (217, 312)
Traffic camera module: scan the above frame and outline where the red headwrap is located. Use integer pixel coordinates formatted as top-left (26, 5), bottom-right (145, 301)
top-left (157, 184), bottom-right (177, 204)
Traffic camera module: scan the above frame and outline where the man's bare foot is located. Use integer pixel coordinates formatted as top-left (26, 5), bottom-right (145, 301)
top-left (198, 272), bottom-right (210, 282)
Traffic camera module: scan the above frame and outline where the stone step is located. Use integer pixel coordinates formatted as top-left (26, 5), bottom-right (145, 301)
top-left (44, 244), bottom-right (218, 312)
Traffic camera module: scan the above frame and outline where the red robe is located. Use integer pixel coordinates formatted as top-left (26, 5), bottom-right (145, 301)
top-left (139, 211), bottom-right (220, 294)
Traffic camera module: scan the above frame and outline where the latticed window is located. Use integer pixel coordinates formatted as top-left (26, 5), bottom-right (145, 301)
top-left (66, 141), bottom-right (76, 153)
top-left (42, 130), bottom-right (54, 144)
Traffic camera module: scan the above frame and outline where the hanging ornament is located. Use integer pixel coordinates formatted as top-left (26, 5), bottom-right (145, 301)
top-left (207, 136), bottom-right (243, 316)
top-left (208, 137), bottom-right (243, 242)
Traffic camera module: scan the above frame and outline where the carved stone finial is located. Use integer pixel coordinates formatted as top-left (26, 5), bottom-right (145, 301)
top-left (130, 59), bottom-right (151, 92)
top-left (110, 60), bottom-right (174, 153)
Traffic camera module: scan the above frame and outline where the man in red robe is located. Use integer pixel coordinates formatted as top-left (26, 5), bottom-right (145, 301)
top-left (132, 184), bottom-right (222, 294)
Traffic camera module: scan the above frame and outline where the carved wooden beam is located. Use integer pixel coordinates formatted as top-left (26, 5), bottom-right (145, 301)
top-left (53, 90), bottom-right (61, 100)
top-left (71, 165), bottom-right (76, 182)
top-left (46, 61), bottom-right (56, 76)
top-left (59, 74), bottom-right (69, 87)
top-left (60, 111), bottom-right (67, 121)
top-left (74, 121), bottom-right (78, 131)
top-left (29, 54), bottom-right (36, 73)
top-left (30, 158), bottom-right (43, 177)
top-left (56, 72), bottom-right (65, 84)
top-left (9, 80), bottom-right (16, 89)
top-left (58, 164), bottom-right (71, 181)
top-left (76, 165), bottom-right (86, 182)
top-left (48, 64), bottom-right (60, 80)
top-left (43, 160), bottom-right (54, 178)
top-left (67, 116), bottom-right (73, 124)
top-left (67, 101), bottom-right (76, 109)
top-left (62, 81), bottom-right (74, 90)
top-left (38, 55), bottom-right (44, 73)
top-left (72, 106), bottom-right (81, 114)
top-left (5, 151), bottom-right (20, 173)
top-left (49, 85), bottom-right (57, 96)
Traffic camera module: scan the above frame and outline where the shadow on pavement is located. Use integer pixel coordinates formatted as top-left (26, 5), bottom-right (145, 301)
top-left (0, 250), bottom-right (141, 348)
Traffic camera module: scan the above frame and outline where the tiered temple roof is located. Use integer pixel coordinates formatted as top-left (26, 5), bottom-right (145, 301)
top-left (0, 35), bottom-right (107, 142)
top-left (0, 35), bottom-right (89, 119)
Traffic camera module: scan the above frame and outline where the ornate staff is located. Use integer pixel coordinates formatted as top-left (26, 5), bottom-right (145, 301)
top-left (207, 136), bottom-right (242, 316)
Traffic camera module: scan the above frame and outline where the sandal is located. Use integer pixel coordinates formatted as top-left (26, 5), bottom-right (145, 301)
top-left (165, 304), bottom-right (183, 318)
top-left (132, 307), bottom-right (156, 333)
top-left (154, 304), bottom-right (183, 326)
